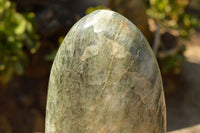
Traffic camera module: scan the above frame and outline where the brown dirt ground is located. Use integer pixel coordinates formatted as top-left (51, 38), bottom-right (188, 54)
top-left (167, 31), bottom-right (200, 133)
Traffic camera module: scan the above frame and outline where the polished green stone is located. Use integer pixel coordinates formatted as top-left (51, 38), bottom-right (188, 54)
top-left (45, 9), bottom-right (166, 133)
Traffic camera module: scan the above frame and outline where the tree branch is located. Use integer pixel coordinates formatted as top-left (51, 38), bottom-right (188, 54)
top-left (153, 24), bottom-right (161, 56)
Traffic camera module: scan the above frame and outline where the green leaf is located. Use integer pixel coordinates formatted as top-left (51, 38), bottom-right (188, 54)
top-left (0, 0), bottom-right (39, 85)
top-left (14, 61), bottom-right (24, 75)
top-left (86, 6), bottom-right (109, 14)
top-left (45, 50), bottom-right (58, 61)
top-left (14, 13), bottom-right (27, 35)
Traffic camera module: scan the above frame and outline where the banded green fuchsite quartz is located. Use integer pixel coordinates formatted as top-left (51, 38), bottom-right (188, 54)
top-left (45, 10), bottom-right (166, 133)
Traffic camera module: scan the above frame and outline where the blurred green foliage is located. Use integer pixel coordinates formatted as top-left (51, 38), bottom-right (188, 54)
top-left (146, 0), bottom-right (199, 74)
top-left (86, 6), bottom-right (109, 14)
top-left (159, 45), bottom-right (186, 75)
top-left (147, 0), bottom-right (199, 37)
top-left (0, 0), bottom-right (39, 85)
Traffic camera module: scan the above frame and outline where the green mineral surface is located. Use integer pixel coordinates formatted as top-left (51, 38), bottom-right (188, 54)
top-left (45, 10), bottom-right (166, 133)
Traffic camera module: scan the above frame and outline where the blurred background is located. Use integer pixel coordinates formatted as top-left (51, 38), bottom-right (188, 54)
top-left (0, 0), bottom-right (200, 132)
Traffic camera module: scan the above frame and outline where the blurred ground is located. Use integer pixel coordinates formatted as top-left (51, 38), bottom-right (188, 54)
top-left (167, 31), bottom-right (200, 133)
